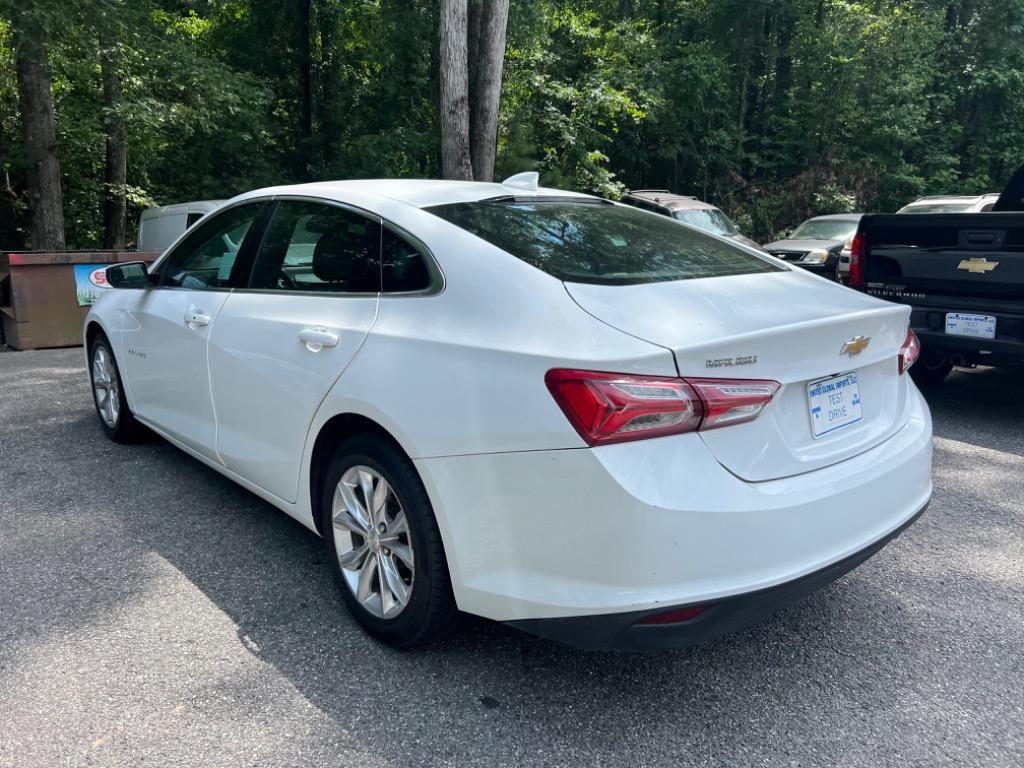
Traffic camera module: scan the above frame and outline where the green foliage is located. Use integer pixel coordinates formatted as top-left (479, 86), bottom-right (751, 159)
top-left (2, 0), bottom-right (1024, 246)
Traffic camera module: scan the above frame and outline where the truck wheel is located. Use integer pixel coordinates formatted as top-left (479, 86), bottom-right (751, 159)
top-left (910, 353), bottom-right (953, 387)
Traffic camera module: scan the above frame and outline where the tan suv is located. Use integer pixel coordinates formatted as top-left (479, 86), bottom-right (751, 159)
top-left (621, 190), bottom-right (764, 251)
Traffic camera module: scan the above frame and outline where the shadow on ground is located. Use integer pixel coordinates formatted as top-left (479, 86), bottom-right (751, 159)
top-left (1, 349), bottom-right (1021, 768)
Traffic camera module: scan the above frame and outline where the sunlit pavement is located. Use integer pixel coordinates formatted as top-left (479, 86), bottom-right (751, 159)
top-left (1, 348), bottom-right (1021, 768)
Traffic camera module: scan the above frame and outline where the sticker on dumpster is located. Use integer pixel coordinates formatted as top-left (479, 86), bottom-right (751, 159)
top-left (73, 264), bottom-right (114, 306)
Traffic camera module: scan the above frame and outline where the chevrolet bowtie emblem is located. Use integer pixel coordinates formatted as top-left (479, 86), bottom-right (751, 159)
top-left (958, 258), bottom-right (998, 274)
top-left (841, 336), bottom-right (871, 356)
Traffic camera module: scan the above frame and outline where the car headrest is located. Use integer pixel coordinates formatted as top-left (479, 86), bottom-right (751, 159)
top-left (312, 225), bottom-right (379, 291)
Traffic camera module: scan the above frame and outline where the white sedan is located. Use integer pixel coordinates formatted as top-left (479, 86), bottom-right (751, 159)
top-left (85, 175), bottom-right (932, 650)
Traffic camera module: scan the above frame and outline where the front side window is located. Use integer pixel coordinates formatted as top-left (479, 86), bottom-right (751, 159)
top-left (427, 199), bottom-right (781, 285)
top-left (159, 203), bottom-right (265, 289)
top-left (249, 201), bottom-right (381, 293)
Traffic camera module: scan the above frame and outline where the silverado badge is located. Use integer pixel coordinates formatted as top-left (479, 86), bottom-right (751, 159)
top-left (840, 336), bottom-right (871, 356)
top-left (958, 258), bottom-right (999, 274)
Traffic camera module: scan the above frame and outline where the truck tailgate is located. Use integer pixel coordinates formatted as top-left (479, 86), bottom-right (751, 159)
top-left (861, 213), bottom-right (1024, 303)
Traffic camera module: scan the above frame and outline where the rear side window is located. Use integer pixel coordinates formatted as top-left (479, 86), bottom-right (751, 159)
top-left (426, 200), bottom-right (781, 285)
top-left (249, 200), bottom-right (381, 293)
top-left (382, 228), bottom-right (432, 293)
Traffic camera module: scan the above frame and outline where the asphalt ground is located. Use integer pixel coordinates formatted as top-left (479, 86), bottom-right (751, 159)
top-left (1, 347), bottom-right (1022, 768)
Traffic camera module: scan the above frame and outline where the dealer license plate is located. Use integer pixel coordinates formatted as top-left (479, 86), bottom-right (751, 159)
top-left (945, 312), bottom-right (996, 339)
top-left (807, 372), bottom-right (863, 439)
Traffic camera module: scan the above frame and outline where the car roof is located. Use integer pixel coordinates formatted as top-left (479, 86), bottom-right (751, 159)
top-left (141, 200), bottom-right (225, 216)
top-left (230, 179), bottom-right (596, 209)
top-left (623, 190), bottom-right (716, 211)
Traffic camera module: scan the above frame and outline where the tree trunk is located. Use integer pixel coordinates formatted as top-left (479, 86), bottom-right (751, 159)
top-left (100, 29), bottom-right (127, 250)
top-left (319, 0), bottom-right (339, 167)
top-left (469, 0), bottom-right (508, 182)
top-left (300, 0), bottom-right (313, 139)
top-left (438, 0), bottom-right (473, 180)
top-left (299, 0), bottom-right (314, 174)
top-left (467, 0), bottom-right (482, 95)
top-left (467, 0), bottom-right (482, 145)
top-left (13, 18), bottom-right (65, 251)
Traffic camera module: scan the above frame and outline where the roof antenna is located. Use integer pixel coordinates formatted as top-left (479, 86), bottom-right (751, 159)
top-left (501, 171), bottom-right (539, 192)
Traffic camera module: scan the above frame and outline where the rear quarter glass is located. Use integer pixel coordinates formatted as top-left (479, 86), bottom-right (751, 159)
top-left (426, 200), bottom-right (782, 286)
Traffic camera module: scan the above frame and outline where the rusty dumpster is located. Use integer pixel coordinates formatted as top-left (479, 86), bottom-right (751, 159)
top-left (0, 251), bottom-right (160, 350)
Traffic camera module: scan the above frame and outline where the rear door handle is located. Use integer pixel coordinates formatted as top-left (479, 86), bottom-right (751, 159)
top-left (299, 327), bottom-right (339, 352)
top-left (185, 310), bottom-right (211, 327)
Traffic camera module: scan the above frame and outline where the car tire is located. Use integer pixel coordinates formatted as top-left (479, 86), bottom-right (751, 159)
top-left (88, 334), bottom-right (147, 443)
top-left (910, 352), bottom-right (953, 387)
top-left (320, 433), bottom-right (457, 648)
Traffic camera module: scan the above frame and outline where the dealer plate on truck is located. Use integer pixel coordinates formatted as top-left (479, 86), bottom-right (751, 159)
top-left (945, 312), bottom-right (996, 339)
top-left (808, 371), bottom-right (863, 439)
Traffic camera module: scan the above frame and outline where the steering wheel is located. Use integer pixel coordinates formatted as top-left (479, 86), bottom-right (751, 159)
top-left (275, 268), bottom-right (298, 290)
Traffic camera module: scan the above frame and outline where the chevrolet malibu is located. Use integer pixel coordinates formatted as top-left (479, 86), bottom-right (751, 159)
top-left (84, 175), bottom-right (932, 651)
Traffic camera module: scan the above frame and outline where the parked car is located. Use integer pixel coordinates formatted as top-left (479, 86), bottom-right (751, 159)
top-left (896, 193), bottom-right (1000, 214)
top-left (86, 175), bottom-right (932, 651)
top-left (836, 234), bottom-right (855, 284)
top-left (763, 214), bottom-right (863, 278)
top-left (849, 207), bottom-right (1024, 385)
top-left (621, 190), bottom-right (765, 251)
top-left (138, 200), bottom-right (225, 252)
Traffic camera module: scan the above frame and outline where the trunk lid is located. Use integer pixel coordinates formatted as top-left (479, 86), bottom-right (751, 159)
top-left (565, 270), bottom-right (912, 481)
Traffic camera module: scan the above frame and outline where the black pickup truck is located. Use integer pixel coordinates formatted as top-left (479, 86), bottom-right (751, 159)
top-left (848, 212), bottom-right (1024, 385)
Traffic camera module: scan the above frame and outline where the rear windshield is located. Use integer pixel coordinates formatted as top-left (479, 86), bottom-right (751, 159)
top-left (674, 208), bottom-right (739, 237)
top-left (790, 219), bottom-right (859, 241)
top-left (426, 199), bottom-right (782, 285)
top-left (898, 202), bottom-right (974, 214)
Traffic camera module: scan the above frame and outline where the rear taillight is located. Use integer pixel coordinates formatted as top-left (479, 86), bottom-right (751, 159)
top-left (545, 370), bottom-right (702, 445)
top-left (848, 231), bottom-right (865, 288)
top-left (686, 379), bottom-right (781, 430)
top-left (899, 327), bottom-right (920, 374)
top-left (545, 369), bottom-right (780, 446)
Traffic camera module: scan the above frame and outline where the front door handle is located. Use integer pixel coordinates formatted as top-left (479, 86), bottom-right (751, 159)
top-left (299, 327), bottom-right (339, 352)
top-left (185, 310), bottom-right (211, 327)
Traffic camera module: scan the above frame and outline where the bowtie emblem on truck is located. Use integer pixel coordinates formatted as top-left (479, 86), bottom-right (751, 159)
top-left (957, 258), bottom-right (999, 274)
top-left (840, 336), bottom-right (871, 356)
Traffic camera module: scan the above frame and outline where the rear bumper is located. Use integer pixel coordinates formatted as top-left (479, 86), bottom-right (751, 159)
top-left (911, 306), bottom-right (1024, 366)
top-left (416, 387), bottom-right (932, 637)
top-left (508, 501), bottom-right (927, 651)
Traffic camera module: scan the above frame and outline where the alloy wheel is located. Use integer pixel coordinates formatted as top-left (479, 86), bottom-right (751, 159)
top-left (332, 465), bottom-right (415, 619)
top-left (92, 345), bottom-right (121, 428)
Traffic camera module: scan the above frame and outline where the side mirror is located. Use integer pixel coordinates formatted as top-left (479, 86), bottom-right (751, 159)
top-left (106, 261), bottom-right (154, 289)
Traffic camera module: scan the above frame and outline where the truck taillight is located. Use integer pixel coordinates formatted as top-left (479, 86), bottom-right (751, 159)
top-left (848, 231), bottom-right (865, 288)
top-left (899, 328), bottom-right (920, 375)
top-left (545, 369), bottom-right (780, 446)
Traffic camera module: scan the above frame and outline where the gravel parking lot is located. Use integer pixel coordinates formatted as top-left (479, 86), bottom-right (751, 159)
top-left (1, 347), bottom-right (1022, 768)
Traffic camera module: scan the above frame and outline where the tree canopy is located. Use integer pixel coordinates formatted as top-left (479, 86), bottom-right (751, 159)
top-left (2, 0), bottom-right (1023, 247)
